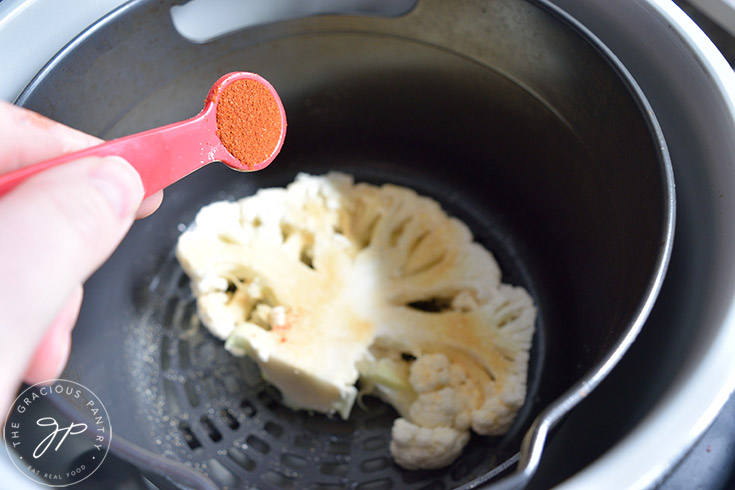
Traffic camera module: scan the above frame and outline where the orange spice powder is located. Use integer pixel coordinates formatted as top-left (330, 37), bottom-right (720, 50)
top-left (216, 79), bottom-right (282, 169)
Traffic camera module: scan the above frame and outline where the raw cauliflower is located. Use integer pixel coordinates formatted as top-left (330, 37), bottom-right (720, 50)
top-left (391, 418), bottom-right (471, 470)
top-left (176, 172), bottom-right (536, 470)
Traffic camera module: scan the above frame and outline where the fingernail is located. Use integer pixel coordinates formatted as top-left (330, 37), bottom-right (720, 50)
top-left (88, 156), bottom-right (143, 219)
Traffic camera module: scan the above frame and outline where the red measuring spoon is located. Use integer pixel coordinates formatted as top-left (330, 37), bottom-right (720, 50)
top-left (0, 72), bottom-right (287, 198)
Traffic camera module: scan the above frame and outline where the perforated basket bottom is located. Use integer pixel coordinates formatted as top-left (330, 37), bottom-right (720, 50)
top-left (122, 241), bottom-right (523, 490)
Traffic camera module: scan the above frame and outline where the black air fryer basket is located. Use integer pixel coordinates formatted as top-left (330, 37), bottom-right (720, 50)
top-left (16, 0), bottom-right (673, 488)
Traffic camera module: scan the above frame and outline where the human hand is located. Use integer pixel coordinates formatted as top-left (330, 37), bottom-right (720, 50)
top-left (0, 100), bottom-right (163, 411)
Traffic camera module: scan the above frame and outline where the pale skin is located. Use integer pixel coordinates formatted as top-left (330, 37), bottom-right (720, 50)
top-left (0, 100), bottom-right (163, 413)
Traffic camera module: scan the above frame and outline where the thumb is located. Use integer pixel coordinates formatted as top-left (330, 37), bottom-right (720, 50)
top-left (0, 156), bottom-right (143, 390)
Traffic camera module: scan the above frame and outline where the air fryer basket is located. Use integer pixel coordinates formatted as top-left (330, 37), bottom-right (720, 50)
top-left (17, 0), bottom-right (673, 488)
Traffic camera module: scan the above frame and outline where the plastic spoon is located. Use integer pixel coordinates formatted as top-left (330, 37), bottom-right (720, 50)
top-left (0, 72), bottom-right (287, 198)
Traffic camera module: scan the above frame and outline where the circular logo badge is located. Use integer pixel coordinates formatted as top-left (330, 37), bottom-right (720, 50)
top-left (3, 379), bottom-right (112, 487)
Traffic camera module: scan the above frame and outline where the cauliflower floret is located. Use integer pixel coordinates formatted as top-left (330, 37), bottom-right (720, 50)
top-left (409, 387), bottom-right (471, 430)
top-left (407, 355), bottom-right (477, 430)
top-left (377, 353), bottom-right (482, 468)
top-left (176, 172), bottom-right (536, 470)
top-left (409, 352), bottom-right (452, 393)
top-left (390, 418), bottom-right (470, 471)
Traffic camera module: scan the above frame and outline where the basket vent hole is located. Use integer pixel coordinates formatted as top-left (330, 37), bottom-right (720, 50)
top-left (178, 271), bottom-right (190, 289)
top-left (163, 379), bottom-right (181, 416)
top-left (162, 297), bottom-right (178, 329)
top-left (246, 435), bottom-right (270, 454)
top-left (400, 471), bottom-right (426, 485)
top-left (401, 468), bottom-right (440, 485)
top-left (178, 421), bottom-right (202, 451)
top-left (187, 306), bottom-right (201, 331)
top-left (360, 457), bottom-right (391, 473)
top-left (294, 434), bottom-right (316, 450)
top-left (227, 447), bottom-right (255, 471)
top-left (264, 421), bottom-right (284, 438)
top-left (178, 340), bottom-right (191, 369)
top-left (281, 453), bottom-right (308, 469)
top-left (223, 375), bottom-right (241, 395)
top-left (311, 484), bottom-right (346, 490)
top-left (200, 415), bottom-right (222, 443)
top-left (356, 478), bottom-right (394, 490)
top-left (240, 399), bottom-right (257, 417)
top-left (181, 300), bottom-right (198, 334)
top-left (362, 436), bottom-right (387, 451)
top-left (206, 457), bottom-right (238, 487)
top-left (416, 482), bottom-right (446, 490)
top-left (202, 377), bottom-right (218, 398)
top-left (160, 336), bottom-right (170, 371)
top-left (184, 379), bottom-right (200, 407)
top-left (263, 470), bottom-right (296, 489)
top-left (220, 408), bottom-right (240, 430)
top-left (327, 440), bottom-right (351, 455)
top-left (320, 461), bottom-right (350, 477)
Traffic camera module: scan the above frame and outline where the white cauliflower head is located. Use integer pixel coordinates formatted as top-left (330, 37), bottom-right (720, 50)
top-left (175, 172), bottom-right (536, 469)
top-left (390, 418), bottom-right (471, 471)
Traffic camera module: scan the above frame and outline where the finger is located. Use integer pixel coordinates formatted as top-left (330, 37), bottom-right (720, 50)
top-left (23, 285), bottom-right (83, 384)
top-left (1, 102), bottom-right (164, 219)
top-left (0, 155), bottom-right (143, 390)
top-left (137, 190), bottom-right (164, 219)
top-left (0, 100), bottom-right (102, 172)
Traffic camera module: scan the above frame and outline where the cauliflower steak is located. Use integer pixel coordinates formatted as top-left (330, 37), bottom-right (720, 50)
top-left (175, 172), bottom-right (536, 469)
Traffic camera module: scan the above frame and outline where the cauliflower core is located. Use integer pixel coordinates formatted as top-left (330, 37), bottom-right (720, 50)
top-left (176, 172), bottom-right (536, 470)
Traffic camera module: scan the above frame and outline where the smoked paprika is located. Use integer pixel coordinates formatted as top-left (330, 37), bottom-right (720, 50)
top-left (216, 79), bottom-right (282, 169)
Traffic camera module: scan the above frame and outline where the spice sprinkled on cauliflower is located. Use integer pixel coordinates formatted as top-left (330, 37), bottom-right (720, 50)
top-left (176, 172), bottom-right (536, 469)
